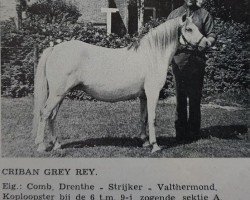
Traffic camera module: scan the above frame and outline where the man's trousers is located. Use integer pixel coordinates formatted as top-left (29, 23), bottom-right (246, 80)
top-left (172, 55), bottom-right (206, 140)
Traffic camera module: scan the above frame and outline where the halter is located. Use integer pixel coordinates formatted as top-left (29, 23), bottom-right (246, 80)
top-left (178, 10), bottom-right (205, 50)
top-left (179, 29), bottom-right (205, 50)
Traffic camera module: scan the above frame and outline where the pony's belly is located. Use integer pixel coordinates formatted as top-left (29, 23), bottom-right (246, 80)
top-left (84, 83), bottom-right (143, 102)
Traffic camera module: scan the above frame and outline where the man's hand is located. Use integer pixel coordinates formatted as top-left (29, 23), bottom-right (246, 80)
top-left (198, 36), bottom-right (215, 52)
top-left (207, 37), bottom-right (216, 47)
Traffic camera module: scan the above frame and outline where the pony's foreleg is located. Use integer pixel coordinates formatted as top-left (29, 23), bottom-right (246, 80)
top-left (35, 95), bottom-right (63, 152)
top-left (139, 94), bottom-right (149, 147)
top-left (35, 116), bottom-right (47, 152)
top-left (145, 86), bottom-right (161, 153)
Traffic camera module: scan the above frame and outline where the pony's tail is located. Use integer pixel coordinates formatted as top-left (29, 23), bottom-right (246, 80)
top-left (32, 47), bottom-right (53, 137)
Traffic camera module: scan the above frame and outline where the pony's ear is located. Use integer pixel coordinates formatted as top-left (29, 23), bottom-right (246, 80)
top-left (182, 14), bottom-right (187, 23)
top-left (180, 14), bottom-right (187, 26)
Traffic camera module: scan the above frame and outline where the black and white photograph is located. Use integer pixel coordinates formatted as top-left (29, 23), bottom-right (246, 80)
top-left (1, 0), bottom-right (249, 158)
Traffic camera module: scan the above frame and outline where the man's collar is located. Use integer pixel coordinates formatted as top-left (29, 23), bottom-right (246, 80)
top-left (182, 3), bottom-right (200, 12)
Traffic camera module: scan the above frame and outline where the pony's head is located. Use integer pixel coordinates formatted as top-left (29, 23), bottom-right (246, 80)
top-left (179, 14), bottom-right (211, 50)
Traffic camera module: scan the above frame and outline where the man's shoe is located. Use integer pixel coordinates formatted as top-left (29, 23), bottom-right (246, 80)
top-left (175, 132), bottom-right (200, 142)
top-left (175, 134), bottom-right (190, 142)
top-left (187, 132), bottom-right (201, 141)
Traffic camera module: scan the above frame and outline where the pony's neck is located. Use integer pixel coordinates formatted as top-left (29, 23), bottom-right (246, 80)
top-left (137, 18), bottom-right (180, 67)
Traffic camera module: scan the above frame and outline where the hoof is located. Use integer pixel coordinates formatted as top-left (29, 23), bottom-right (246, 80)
top-left (143, 141), bottom-right (150, 147)
top-left (37, 143), bottom-right (46, 152)
top-left (53, 142), bottom-right (61, 150)
top-left (151, 144), bottom-right (161, 153)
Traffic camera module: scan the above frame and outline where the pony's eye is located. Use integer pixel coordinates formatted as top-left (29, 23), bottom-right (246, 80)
top-left (186, 28), bottom-right (192, 32)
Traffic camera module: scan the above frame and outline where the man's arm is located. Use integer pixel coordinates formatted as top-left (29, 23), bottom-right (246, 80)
top-left (204, 12), bottom-right (217, 46)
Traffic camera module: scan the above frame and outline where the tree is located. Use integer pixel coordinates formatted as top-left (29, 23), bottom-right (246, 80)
top-left (15, 0), bottom-right (36, 30)
top-left (137, 0), bottom-right (145, 32)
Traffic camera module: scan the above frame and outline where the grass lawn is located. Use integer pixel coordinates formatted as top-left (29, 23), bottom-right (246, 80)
top-left (1, 97), bottom-right (249, 158)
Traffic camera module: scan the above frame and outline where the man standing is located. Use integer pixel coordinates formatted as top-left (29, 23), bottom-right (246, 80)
top-left (167, 0), bottom-right (216, 141)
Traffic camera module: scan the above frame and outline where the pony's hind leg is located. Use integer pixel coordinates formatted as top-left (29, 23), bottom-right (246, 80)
top-left (48, 101), bottom-right (62, 150)
top-left (139, 94), bottom-right (149, 147)
top-left (36, 72), bottom-right (80, 152)
top-left (35, 95), bottom-right (63, 152)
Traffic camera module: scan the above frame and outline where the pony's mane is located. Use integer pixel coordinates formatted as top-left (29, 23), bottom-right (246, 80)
top-left (128, 17), bottom-right (180, 51)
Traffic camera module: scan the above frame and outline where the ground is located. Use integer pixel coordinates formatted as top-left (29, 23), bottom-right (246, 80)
top-left (1, 97), bottom-right (249, 157)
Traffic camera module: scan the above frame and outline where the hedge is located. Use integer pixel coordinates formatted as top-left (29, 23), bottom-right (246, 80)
top-left (1, 1), bottom-right (249, 102)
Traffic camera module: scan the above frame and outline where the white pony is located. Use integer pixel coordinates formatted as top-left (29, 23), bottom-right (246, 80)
top-left (32, 14), bottom-right (210, 153)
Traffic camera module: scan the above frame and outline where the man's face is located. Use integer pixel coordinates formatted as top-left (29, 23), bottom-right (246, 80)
top-left (184, 0), bottom-right (196, 6)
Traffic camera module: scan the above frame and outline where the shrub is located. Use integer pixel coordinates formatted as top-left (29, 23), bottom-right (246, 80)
top-left (204, 19), bottom-right (249, 98)
top-left (0, 18), bottom-right (135, 98)
top-left (204, 0), bottom-right (249, 24)
top-left (26, 0), bottom-right (81, 24)
top-left (1, 2), bottom-right (249, 102)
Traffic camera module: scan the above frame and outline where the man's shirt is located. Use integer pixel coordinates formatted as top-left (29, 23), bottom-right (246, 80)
top-left (167, 4), bottom-right (216, 67)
